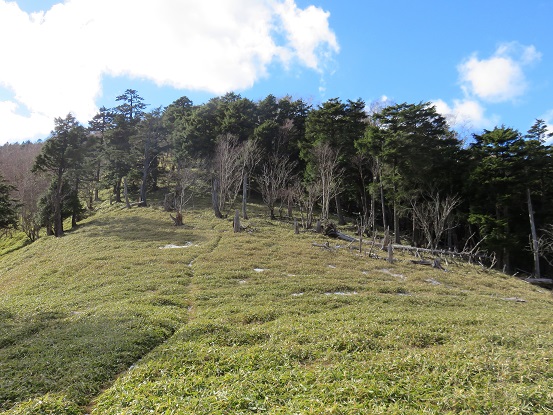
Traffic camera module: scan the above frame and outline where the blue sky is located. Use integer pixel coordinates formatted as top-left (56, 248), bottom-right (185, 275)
top-left (1, 0), bottom-right (552, 144)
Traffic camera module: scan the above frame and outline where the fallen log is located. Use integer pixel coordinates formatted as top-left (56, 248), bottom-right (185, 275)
top-left (312, 242), bottom-right (334, 250)
top-left (523, 278), bottom-right (553, 288)
top-left (324, 223), bottom-right (357, 242)
top-left (411, 259), bottom-right (432, 266)
top-left (411, 258), bottom-right (446, 270)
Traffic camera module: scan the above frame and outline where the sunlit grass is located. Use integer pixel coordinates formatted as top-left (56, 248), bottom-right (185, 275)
top-left (1, 200), bottom-right (552, 414)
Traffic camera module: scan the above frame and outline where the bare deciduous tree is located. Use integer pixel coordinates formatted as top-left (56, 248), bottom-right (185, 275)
top-left (411, 191), bottom-right (460, 250)
top-left (212, 134), bottom-right (259, 218)
top-left (292, 179), bottom-right (321, 229)
top-left (257, 154), bottom-right (297, 219)
top-left (0, 142), bottom-right (46, 241)
top-left (312, 142), bottom-right (342, 223)
top-left (537, 225), bottom-right (553, 268)
top-left (166, 160), bottom-right (205, 225)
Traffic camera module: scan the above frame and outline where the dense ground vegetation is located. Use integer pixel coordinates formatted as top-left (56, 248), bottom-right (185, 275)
top-left (0, 200), bottom-right (551, 414)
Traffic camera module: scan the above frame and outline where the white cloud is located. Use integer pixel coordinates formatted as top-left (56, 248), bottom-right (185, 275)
top-left (273, 0), bottom-right (339, 71)
top-left (0, 0), bottom-right (339, 144)
top-left (433, 98), bottom-right (498, 130)
top-left (0, 101), bottom-right (53, 143)
top-left (458, 42), bottom-right (541, 103)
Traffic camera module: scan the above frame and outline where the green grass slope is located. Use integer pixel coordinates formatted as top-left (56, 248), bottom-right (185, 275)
top-left (1, 203), bottom-right (552, 414)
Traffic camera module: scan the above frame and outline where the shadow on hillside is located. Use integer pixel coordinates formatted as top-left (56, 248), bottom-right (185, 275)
top-left (0, 310), bottom-right (174, 411)
top-left (80, 213), bottom-right (205, 245)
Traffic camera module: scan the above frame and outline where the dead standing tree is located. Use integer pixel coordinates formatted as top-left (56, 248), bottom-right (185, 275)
top-left (293, 179), bottom-right (321, 229)
top-left (257, 154), bottom-right (297, 219)
top-left (212, 134), bottom-right (259, 218)
top-left (167, 162), bottom-right (203, 226)
top-left (411, 192), bottom-right (461, 250)
top-left (312, 142), bottom-right (342, 224)
top-left (240, 139), bottom-right (261, 220)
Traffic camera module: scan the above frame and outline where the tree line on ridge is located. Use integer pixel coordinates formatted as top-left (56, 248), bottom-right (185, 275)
top-left (2, 89), bottom-right (553, 277)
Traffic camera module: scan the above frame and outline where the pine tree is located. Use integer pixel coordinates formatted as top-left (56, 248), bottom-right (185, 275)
top-left (0, 174), bottom-right (19, 234)
top-left (32, 114), bottom-right (87, 236)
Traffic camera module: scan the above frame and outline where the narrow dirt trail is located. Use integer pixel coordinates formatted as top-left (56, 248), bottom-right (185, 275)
top-left (84, 231), bottom-right (224, 415)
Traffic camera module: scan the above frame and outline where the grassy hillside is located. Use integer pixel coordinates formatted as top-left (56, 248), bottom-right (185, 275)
top-left (0, 202), bottom-right (552, 414)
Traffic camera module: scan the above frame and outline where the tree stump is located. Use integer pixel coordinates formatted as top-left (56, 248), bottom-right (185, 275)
top-left (387, 243), bottom-right (394, 263)
top-left (316, 219), bottom-right (322, 233)
top-left (233, 210), bottom-right (241, 233)
top-left (382, 226), bottom-right (390, 251)
top-left (294, 218), bottom-right (299, 234)
top-left (170, 212), bottom-right (183, 226)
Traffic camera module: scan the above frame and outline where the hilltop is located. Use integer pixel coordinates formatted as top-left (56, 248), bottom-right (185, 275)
top-left (0, 202), bottom-right (552, 414)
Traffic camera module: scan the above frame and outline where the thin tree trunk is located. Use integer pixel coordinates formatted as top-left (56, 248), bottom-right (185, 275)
top-left (212, 178), bottom-right (223, 218)
top-left (54, 200), bottom-right (63, 237)
top-left (412, 212), bottom-right (417, 247)
top-left (140, 158), bottom-right (150, 206)
top-left (288, 191), bottom-right (293, 218)
top-left (370, 191), bottom-right (375, 231)
top-left (380, 181), bottom-right (387, 231)
top-left (54, 178), bottom-right (63, 237)
top-left (72, 178), bottom-right (79, 228)
top-left (124, 177), bottom-right (131, 209)
top-left (527, 188), bottom-right (541, 278)
top-left (234, 210), bottom-right (241, 233)
top-left (242, 174), bottom-right (248, 220)
top-left (94, 160), bottom-right (101, 201)
top-left (393, 200), bottom-right (400, 244)
top-left (115, 177), bottom-right (122, 203)
top-left (335, 194), bottom-right (346, 225)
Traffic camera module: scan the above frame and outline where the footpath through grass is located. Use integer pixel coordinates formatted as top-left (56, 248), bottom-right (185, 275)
top-left (1, 203), bottom-right (553, 414)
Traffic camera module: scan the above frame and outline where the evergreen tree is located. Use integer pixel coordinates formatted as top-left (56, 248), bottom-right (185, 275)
top-left (88, 106), bottom-right (114, 201)
top-left (303, 98), bottom-right (366, 224)
top-left (0, 174), bottom-right (19, 234)
top-left (133, 107), bottom-right (168, 205)
top-left (468, 126), bottom-right (526, 272)
top-left (32, 114), bottom-right (87, 236)
top-left (360, 102), bottom-right (457, 242)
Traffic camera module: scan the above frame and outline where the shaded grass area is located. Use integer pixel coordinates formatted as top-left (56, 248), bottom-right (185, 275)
top-left (0, 204), bottom-right (218, 413)
top-left (1, 204), bottom-right (553, 413)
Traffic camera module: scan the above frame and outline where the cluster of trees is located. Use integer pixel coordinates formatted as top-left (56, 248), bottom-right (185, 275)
top-left (1, 89), bottom-right (553, 277)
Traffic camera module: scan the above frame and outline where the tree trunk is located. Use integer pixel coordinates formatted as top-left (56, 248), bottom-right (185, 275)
top-left (140, 157), bottom-right (150, 207)
top-left (242, 174), bottom-right (248, 220)
top-left (124, 177), bottom-right (131, 209)
top-left (54, 201), bottom-right (63, 237)
top-left (233, 210), bottom-right (241, 233)
top-left (393, 200), bottom-right (400, 244)
top-left (54, 179), bottom-right (63, 237)
top-left (370, 191), bottom-right (375, 231)
top-left (72, 179), bottom-right (79, 228)
top-left (527, 188), bottom-right (541, 278)
top-left (335, 194), bottom-right (346, 225)
top-left (115, 177), bottom-right (122, 203)
top-left (287, 194), bottom-right (293, 218)
top-left (380, 181), bottom-right (387, 231)
top-left (94, 160), bottom-right (101, 201)
top-left (212, 178), bottom-right (223, 218)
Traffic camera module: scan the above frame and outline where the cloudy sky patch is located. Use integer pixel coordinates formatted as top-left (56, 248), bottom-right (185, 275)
top-left (0, 0), bottom-right (338, 143)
